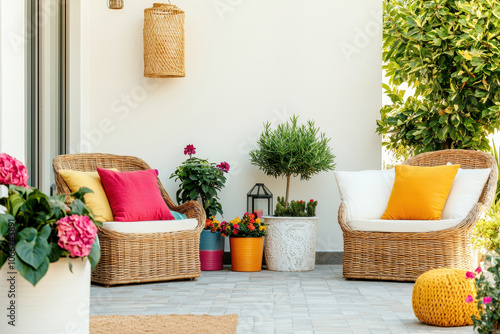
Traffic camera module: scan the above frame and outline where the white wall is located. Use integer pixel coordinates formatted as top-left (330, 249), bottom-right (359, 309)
top-left (71, 0), bottom-right (382, 252)
top-left (0, 1), bottom-right (27, 163)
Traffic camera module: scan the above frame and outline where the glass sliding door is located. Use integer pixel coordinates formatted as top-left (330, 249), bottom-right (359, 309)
top-left (27, 0), bottom-right (67, 192)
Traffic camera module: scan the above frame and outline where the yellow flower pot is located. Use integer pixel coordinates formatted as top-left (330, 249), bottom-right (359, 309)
top-left (230, 237), bottom-right (263, 272)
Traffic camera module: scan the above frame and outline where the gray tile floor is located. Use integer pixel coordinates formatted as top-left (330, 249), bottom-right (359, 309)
top-left (90, 265), bottom-right (473, 334)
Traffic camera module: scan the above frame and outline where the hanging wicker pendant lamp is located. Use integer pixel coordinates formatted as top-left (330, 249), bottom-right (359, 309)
top-left (144, 3), bottom-right (185, 78)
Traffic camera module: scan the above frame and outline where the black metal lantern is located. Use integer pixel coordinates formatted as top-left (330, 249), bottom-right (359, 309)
top-left (247, 183), bottom-right (273, 218)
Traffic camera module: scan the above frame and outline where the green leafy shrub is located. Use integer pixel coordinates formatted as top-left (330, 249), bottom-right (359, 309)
top-left (378, 0), bottom-right (500, 157)
top-left (249, 115), bottom-right (335, 215)
top-left (274, 196), bottom-right (317, 217)
top-left (0, 186), bottom-right (101, 286)
top-left (467, 255), bottom-right (500, 333)
top-left (170, 145), bottom-right (229, 218)
top-left (471, 203), bottom-right (500, 253)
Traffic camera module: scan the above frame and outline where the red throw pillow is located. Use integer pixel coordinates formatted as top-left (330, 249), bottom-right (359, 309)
top-left (97, 168), bottom-right (174, 222)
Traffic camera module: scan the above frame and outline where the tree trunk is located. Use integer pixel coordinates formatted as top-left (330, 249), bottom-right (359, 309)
top-left (285, 174), bottom-right (291, 209)
top-left (442, 139), bottom-right (452, 150)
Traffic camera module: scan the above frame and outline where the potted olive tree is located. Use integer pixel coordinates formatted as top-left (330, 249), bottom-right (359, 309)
top-left (249, 115), bottom-right (335, 271)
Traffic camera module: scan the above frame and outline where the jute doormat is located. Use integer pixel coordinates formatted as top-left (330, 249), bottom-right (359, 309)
top-left (90, 314), bottom-right (238, 334)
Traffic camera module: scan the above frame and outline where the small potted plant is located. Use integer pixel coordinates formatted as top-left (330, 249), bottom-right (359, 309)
top-left (199, 217), bottom-right (227, 271)
top-left (0, 153), bottom-right (100, 333)
top-left (222, 213), bottom-right (267, 272)
top-left (250, 115), bottom-right (335, 271)
top-left (170, 145), bottom-right (230, 270)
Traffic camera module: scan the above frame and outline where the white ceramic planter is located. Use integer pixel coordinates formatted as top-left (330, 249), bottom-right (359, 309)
top-left (0, 258), bottom-right (91, 333)
top-left (263, 216), bottom-right (318, 272)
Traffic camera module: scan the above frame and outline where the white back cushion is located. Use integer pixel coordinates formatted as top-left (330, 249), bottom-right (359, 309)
top-left (334, 169), bottom-right (395, 220)
top-left (442, 168), bottom-right (491, 219)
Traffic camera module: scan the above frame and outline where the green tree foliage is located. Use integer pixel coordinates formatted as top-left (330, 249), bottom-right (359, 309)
top-left (377, 0), bottom-right (500, 156)
top-left (249, 115), bottom-right (335, 209)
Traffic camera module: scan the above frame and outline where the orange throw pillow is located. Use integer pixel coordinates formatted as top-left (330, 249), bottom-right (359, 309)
top-left (381, 164), bottom-right (460, 220)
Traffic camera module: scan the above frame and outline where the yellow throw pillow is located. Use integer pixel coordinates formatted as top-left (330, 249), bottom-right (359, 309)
top-left (381, 164), bottom-right (460, 220)
top-left (58, 169), bottom-right (118, 222)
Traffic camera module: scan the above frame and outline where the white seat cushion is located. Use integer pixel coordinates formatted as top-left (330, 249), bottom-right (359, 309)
top-left (334, 169), bottom-right (395, 220)
top-left (346, 218), bottom-right (463, 233)
top-left (102, 218), bottom-right (198, 233)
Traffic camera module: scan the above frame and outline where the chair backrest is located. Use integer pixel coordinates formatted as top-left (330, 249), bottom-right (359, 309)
top-left (53, 153), bottom-right (177, 209)
top-left (403, 149), bottom-right (498, 208)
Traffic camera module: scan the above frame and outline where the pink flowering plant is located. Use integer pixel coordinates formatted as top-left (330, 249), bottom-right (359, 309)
top-left (0, 154), bottom-right (100, 286)
top-left (465, 255), bottom-right (500, 333)
top-left (170, 145), bottom-right (229, 218)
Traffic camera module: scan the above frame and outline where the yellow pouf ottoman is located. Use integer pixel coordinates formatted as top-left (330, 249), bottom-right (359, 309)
top-left (412, 268), bottom-right (478, 327)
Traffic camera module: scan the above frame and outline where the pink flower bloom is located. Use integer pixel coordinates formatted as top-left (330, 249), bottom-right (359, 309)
top-left (465, 271), bottom-right (475, 279)
top-left (0, 153), bottom-right (29, 187)
top-left (465, 295), bottom-right (474, 303)
top-left (475, 266), bottom-right (482, 274)
top-left (483, 296), bottom-right (492, 304)
top-left (56, 215), bottom-right (97, 257)
top-left (233, 224), bottom-right (240, 229)
top-left (216, 162), bottom-right (230, 173)
top-left (184, 144), bottom-right (196, 156)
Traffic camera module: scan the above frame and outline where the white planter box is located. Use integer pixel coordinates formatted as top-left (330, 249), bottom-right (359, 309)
top-left (263, 216), bottom-right (318, 272)
top-left (0, 258), bottom-right (91, 333)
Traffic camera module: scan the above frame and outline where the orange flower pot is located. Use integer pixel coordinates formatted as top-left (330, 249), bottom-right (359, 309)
top-left (230, 237), bottom-right (263, 272)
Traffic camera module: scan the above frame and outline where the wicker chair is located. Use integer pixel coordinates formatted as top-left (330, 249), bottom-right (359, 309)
top-left (338, 149), bottom-right (498, 282)
top-left (53, 153), bottom-right (206, 286)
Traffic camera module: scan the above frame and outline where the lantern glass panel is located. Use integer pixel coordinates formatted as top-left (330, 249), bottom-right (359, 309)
top-left (247, 183), bottom-right (273, 218)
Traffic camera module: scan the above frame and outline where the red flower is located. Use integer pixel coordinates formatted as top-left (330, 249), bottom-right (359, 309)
top-left (249, 219), bottom-right (255, 223)
top-left (249, 214), bottom-right (255, 219)
top-left (300, 200), bottom-right (303, 204)
top-left (465, 271), bottom-right (475, 279)
top-left (184, 144), bottom-right (196, 156)
top-left (216, 162), bottom-right (230, 173)
top-left (310, 199), bottom-right (314, 203)
top-left (233, 229), bottom-right (239, 235)
top-left (248, 224), bottom-right (255, 231)
top-left (233, 224), bottom-right (240, 229)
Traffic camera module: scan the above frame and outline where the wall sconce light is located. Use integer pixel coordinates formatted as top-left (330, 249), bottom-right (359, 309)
top-left (108, 0), bottom-right (124, 10)
top-left (144, 3), bottom-right (186, 78)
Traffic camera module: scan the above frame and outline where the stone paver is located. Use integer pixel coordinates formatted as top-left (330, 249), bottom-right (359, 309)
top-left (90, 265), bottom-right (473, 334)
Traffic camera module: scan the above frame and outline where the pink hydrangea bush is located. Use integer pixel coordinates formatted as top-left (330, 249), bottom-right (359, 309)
top-left (56, 214), bottom-right (98, 257)
top-left (0, 153), bottom-right (29, 187)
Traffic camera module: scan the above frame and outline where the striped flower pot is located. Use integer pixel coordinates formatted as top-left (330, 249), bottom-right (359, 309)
top-left (199, 230), bottom-right (225, 271)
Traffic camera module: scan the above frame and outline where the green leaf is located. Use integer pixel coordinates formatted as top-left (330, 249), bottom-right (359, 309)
top-left (14, 255), bottom-right (49, 287)
top-left (0, 251), bottom-right (7, 269)
top-left (38, 224), bottom-right (51, 240)
top-left (67, 255), bottom-right (73, 273)
top-left (189, 190), bottom-right (199, 200)
top-left (0, 214), bottom-right (14, 239)
top-left (18, 227), bottom-right (37, 242)
top-left (15, 231), bottom-right (50, 269)
top-left (8, 193), bottom-right (24, 216)
top-left (88, 236), bottom-right (100, 271)
top-left (48, 242), bottom-right (63, 262)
